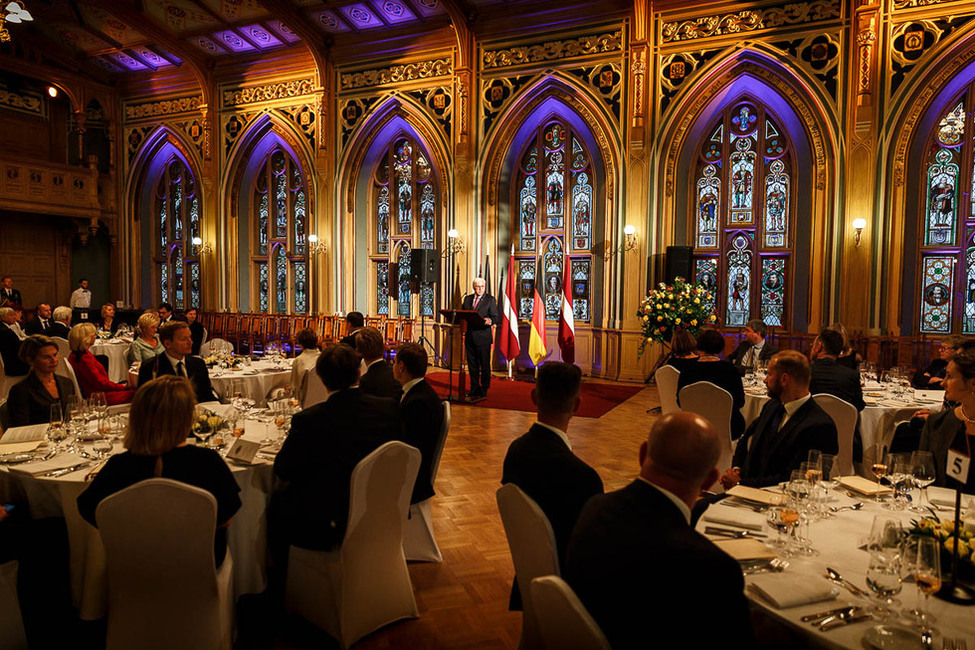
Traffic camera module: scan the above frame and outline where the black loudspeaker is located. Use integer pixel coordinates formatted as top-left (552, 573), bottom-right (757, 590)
top-left (410, 248), bottom-right (440, 284)
top-left (665, 245), bottom-right (694, 283)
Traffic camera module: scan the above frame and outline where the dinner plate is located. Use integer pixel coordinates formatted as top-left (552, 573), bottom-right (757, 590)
top-left (0, 452), bottom-right (37, 464)
top-left (862, 625), bottom-right (924, 650)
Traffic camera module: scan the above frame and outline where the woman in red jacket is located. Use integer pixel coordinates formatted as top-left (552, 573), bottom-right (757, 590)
top-left (68, 323), bottom-right (135, 405)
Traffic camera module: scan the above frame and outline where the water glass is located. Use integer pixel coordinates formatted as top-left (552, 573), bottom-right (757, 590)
top-left (909, 451), bottom-right (937, 513)
top-left (766, 503), bottom-right (800, 556)
top-left (903, 535), bottom-right (941, 630)
top-left (887, 454), bottom-right (912, 510)
top-left (89, 392), bottom-right (107, 418)
top-left (866, 516), bottom-right (905, 615)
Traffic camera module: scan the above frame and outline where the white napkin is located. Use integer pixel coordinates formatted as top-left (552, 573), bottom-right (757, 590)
top-left (913, 389), bottom-right (944, 403)
top-left (747, 574), bottom-right (838, 609)
top-left (9, 452), bottom-right (87, 476)
top-left (928, 487), bottom-right (975, 509)
top-left (702, 504), bottom-right (766, 531)
top-left (0, 424), bottom-right (49, 444)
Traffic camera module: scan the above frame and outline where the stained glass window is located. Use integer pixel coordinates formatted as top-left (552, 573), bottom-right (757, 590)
top-left (370, 134), bottom-right (439, 317)
top-left (921, 256), bottom-right (955, 333)
top-left (252, 147), bottom-right (309, 314)
top-left (512, 119), bottom-right (596, 322)
top-left (153, 154), bottom-right (200, 310)
top-left (691, 101), bottom-right (794, 328)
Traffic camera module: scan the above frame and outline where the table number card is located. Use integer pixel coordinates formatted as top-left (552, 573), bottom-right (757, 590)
top-left (947, 449), bottom-right (970, 484)
top-left (227, 439), bottom-right (260, 464)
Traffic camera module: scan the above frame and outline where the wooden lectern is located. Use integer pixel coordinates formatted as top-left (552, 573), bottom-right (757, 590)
top-left (439, 308), bottom-right (483, 402)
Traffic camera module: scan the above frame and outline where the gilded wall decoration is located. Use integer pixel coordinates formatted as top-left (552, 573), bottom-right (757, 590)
top-left (0, 87), bottom-right (44, 117)
top-left (770, 32), bottom-right (841, 103)
top-left (894, 0), bottom-right (957, 7)
top-left (659, 50), bottom-right (719, 114)
top-left (405, 86), bottom-right (453, 139)
top-left (175, 118), bottom-right (206, 160)
top-left (222, 111), bottom-right (259, 158)
top-left (481, 31), bottom-right (622, 70)
top-left (339, 58), bottom-right (453, 91)
top-left (123, 95), bottom-right (202, 121)
top-left (660, 1), bottom-right (840, 44)
top-left (567, 63), bottom-right (623, 122)
top-left (279, 103), bottom-right (317, 152)
top-left (631, 47), bottom-right (646, 123)
top-left (221, 78), bottom-right (316, 108)
top-left (889, 17), bottom-right (975, 95)
top-left (339, 96), bottom-right (382, 148)
top-left (125, 126), bottom-right (156, 166)
top-left (480, 75), bottom-right (534, 138)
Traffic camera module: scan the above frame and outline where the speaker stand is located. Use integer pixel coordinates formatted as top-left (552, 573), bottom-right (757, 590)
top-left (416, 310), bottom-right (437, 361)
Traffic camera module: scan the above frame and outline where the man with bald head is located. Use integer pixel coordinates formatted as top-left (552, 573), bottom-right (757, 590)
top-left (565, 412), bottom-right (753, 648)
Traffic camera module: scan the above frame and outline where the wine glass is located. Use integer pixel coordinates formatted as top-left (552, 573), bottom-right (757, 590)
top-left (819, 454), bottom-right (839, 518)
top-left (903, 535), bottom-right (941, 630)
top-left (872, 442), bottom-right (890, 490)
top-left (67, 395), bottom-right (85, 424)
top-left (866, 516), bottom-right (905, 617)
top-left (909, 451), bottom-right (937, 513)
top-left (790, 469), bottom-right (818, 555)
top-left (887, 453), bottom-right (912, 510)
top-left (93, 417), bottom-right (113, 458)
top-left (766, 502), bottom-right (800, 555)
top-left (89, 392), bottom-right (107, 419)
top-left (194, 406), bottom-right (213, 448)
top-left (258, 401), bottom-right (279, 445)
top-left (273, 400), bottom-right (289, 439)
top-left (47, 403), bottom-right (67, 447)
top-left (229, 414), bottom-right (246, 440)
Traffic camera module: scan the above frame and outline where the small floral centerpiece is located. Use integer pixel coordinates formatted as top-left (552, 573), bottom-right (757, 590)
top-left (192, 408), bottom-right (224, 435)
top-left (637, 277), bottom-right (717, 355)
top-left (910, 517), bottom-right (975, 582)
top-left (204, 353), bottom-right (242, 370)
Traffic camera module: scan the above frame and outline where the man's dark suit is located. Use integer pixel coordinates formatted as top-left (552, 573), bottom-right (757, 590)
top-left (339, 328), bottom-right (361, 348)
top-left (272, 388), bottom-right (400, 550)
top-left (732, 397), bottom-right (838, 487)
top-left (502, 423), bottom-right (603, 607)
top-left (565, 480), bottom-right (753, 649)
top-left (359, 360), bottom-right (402, 400)
top-left (0, 322), bottom-right (28, 377)
top-left (24, 316), bottom-right (53, 336)
top-left (400, 379), bottom-right (444, 504)
top-left (136, 353), bottom-right (216, 404)
top-left (730, 339), bottom-right (776, 376)
top-left (0, 288), bottom-right (22, 307)
top-left (49, 322), bottom-right (70, 339)
top-left (189, 321), bottom-right (205, 356)
top-left (460, 293), bottom-right (499, 395)
top-left (810, 357), bottom-right (865, 462)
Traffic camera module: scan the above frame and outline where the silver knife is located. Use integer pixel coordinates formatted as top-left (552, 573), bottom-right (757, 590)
top-left (37, 461), bottom-right (92, 478)
top-left (705, 526), bottom-right (768, 538)
top-left (801, 606), bottom-right (854, 623)
top-left (821, 611), bottom-right (872, 631)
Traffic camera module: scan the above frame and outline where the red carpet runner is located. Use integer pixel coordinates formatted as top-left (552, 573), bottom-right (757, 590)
top-left (424, 372), bottom-right (644, 418)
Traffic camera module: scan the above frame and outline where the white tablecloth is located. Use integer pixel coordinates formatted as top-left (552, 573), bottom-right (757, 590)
top-left (90, 339), bottom-right (132, 383)
top-left (208, 360), bottom-right (293, 406)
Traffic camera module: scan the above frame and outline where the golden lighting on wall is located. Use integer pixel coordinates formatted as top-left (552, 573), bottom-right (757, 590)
top-left (444, 228), bottom-right (466, 256)
top-left (191, 236), bottom-right (213, 255)
top-left (618, 224), bottom-right (638, 254)
top-left (308, 234), bottom-right (327, 255)
top-left (852, 218), bottom-right (866, 248)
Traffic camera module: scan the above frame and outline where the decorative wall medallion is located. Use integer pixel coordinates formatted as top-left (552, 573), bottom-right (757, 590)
top-left (340, 96), bottom-right (382, 147)
top-left (406, 86), bottom-right (453, 138)
top-left (889, 17), bottom-right (973, 96)
top-left (771, 32), bottom-right (841, 103)
top-left (660, 1), bottom-right (840, 43)
top-left (340, 58), bottom-right (452, 91)
top-left (568, 63), bottom-right (623, 121)
top-left (659, 50), bottom-right (719, 114)
top-left (482, 31), bottom-right (622, 70)
top-left (481, 75), bottom-right (534, 137)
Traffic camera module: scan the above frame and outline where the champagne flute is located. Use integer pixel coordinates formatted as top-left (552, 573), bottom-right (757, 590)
top-left (49, 403), bottom-right (63, 431)
top-left (907, 536), bottom-right (941, 630)
top-left (909, 451), bottom-right (937, 513)
top-left (47, 403), bottom-right (66, 447)
top-left (89, 392), bottom-right (107, 419)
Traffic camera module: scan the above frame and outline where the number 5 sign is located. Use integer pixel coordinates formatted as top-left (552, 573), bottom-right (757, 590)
top-left (947, 449), bottom-right (971, 484)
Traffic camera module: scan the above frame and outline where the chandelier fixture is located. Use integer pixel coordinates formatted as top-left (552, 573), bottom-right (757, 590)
top-left (1, 2), bottom-right (33, 42)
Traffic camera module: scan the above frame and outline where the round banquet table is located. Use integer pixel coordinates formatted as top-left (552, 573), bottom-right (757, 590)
top-left (696, 487), bottom-right (975, 648)
top-left (0, 404), bottom-right (281, 620)
top-left (90, 338), bottom-right (133, 383)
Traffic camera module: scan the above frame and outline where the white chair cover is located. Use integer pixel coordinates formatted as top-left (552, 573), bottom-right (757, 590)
top-left (301, 367), bottom-right (329, 409)
top-left (812, 393), bottom-right (858, 477)
top-left (403, 401), bottom-right (450, 562)
top-left (0, 561), bottom-right (28, 650)
top-left (285, 441), bottom-right (421, 649)
top-left (529, 576), bottom-right (610, 650)
top-left (496, 483), bottom-right (560, 650)
top-left (678, 381), bottom-right (735, 485)
top-left (201, 327), bottom-right (209, 348)
top-left (655, 365), bottom-right (680, 415)
top-left (95, 478), bottom-right (234, 650)
top-left (51, 336), bottom-right (70, 366)
top-left (55, 355), bottom-right (83, 400)
top-left (0, 355), bottom-right (13, 402)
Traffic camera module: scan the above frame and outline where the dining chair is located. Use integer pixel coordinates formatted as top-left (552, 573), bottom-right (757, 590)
top-left (285, 441), bottom-right (421, 649)
top-left (300, 367), bottom-right (329, 408)
top-left (678, 382), bottom-right (735, 485)
top-left (654, 365), bottom-right (680, 415)
top-left (0, 560), bottom-right (28, 650)
top-left (811, 393), bottom-right (858, 477)
top-left (55, 354), bottom-right (83, 400)
top-left (530, 576), bottom-right (610, 650)
top-left (95, 479), bottom-right (234, 650)
top-left (403, 401), bottom-right (451, 562)
top-left (0, 355), bottom-right (18, 402)
top-left (496, 483), bottom-right (560, 650)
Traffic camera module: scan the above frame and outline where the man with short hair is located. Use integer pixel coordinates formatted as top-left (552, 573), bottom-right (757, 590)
top-left (0, 307), bottom-right (29, 376)
top-left (394, 342), bottom-right (444, 504)
top-left (136, 321), bottom-right (216, 404)
top-left (730, 318), bottom-right (776, 376)
top-left (339, 311), bottom-right (365, 348)
top-left (69, 278), bottom-right (91, 309)
top-left (25, 303), bottom-right (53, 336)
top-left (565, 412), bottom-right (753, 649)
top-left (356, 326), bottom-right (401, 399)
top-left (461, 277), bottom-right (499, 398)
top-left (810, 328), bottom-right (866, 462)
top-left (0, 276), bottom-right (22, 307)
top-left (721, 350), bottom-right (838, 489)
top-left (157, 302), bottom-right (175, 324)
top-left (501, 361), bottom-right (603, 608)
top-left (49, 306), bottom-right (71, 339)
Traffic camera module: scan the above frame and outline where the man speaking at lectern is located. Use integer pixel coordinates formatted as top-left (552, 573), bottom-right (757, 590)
top-left (462, 277), bottom-right (499, 398)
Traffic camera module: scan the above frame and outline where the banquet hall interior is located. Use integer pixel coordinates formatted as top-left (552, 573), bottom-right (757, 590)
top-left (3, 0), bottom-right (975, 648)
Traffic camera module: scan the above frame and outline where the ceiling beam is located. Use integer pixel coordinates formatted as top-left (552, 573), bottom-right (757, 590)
top-left (256, 0), bottom-right (332, 84)
top-left (439, 0), bottom-right (475, 69)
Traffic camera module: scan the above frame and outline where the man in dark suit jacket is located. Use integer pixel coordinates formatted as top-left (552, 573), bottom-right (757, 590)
top-left (721, 350), bottom-right (838, 489)
top-left (461, 277), bottom-right (499, 398)
top-left (356, 326), bottom-right (402, 399)
top-left (394, 342), bottom-right (445, 504)
top-left (136, 321), bottom-right (216, 404)
top-left (0, 276), bottom-right (22, 307)
top-left (339, 311), bottom-right (364, 348)
top-left (0, 308), bottom-right (29, 377)
top-left (810, 328), bottom-right (865, 461)
top-left (24, 303), bottom-right (53, 336)
top-left (502, 362), bottom-right (603, 608)
top-left (565, 412), bottom-right (753, 649)
top-left (49, 306), bottom-right (71, 339)
top-left (730, 318), bottom-right (777, 376)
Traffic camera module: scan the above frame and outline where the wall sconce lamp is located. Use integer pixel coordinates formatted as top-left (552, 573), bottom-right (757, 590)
top-left (444, 228), bottom-right (466, 256)
top-left (191, 236), bottom-right (213, 255)
top-left (852, 218), bottom-right (867, 248)
top-left (4, 1), bottom-right (33, 24)
top-left (308, 234), bottom-right (327, 255)
top-left (619, 224), bottom-right (638, 253)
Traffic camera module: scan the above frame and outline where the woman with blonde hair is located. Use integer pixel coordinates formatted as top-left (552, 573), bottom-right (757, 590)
top-left (6, 334), bottom-right (75, 427)
top-left (127, 311), bottom-right (163, 364)
top-left (97, 303), bottom-right (119, 335)
top-left (67, 322), bottom-right (134, 405)
top-left (77, 376), bottom-right (241, 565)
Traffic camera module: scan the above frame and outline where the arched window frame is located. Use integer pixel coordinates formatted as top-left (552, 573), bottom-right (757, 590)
top-left (153, 155), bottom-right (201, 310)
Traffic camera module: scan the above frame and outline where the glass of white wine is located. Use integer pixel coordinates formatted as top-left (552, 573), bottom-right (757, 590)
top-left (766, 502), bottom-right (800, 556)
top-left (909, 451), bottom-right (937, 513)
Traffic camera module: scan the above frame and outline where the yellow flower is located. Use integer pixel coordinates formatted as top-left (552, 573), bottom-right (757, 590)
top-left (668, 293), bottom-right (674, 300)
top-left (710, 314), bottom-right (717, 321)
top-left (691, 319), bottom-right (698, 326)
top-left (657, 316), bottom-right (663, 322)
top-left (664, 303), bottom-right (670, 309)
top-left (656, 303), bottom-right (662, 309)
top-left (675, 318), bottom-right (681, 324)
top-left (694, 298), bottom-right (700, 305)
top-left (643, 315), bottom-right (648, 321)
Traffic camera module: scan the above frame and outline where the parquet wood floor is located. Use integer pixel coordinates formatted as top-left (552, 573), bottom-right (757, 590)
top-left (276, 379), bottom-right (661, 649)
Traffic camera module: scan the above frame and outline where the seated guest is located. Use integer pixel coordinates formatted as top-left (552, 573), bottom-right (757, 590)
top-left (7, 335), bottom-right (75, 427)
top-left (137, 321), bottom-right (216, 404)
top-left (96, 303), bottom-right (119, 336)
top-left (24, 303), bottom-right (53, 336)
top-left (920, 350), bottom-right (975, 492)
top-left (356, 326), bottom-right (401, 399)
top-left (720, 350), bottom-right (838, 489)
top-left (730, 318), bottom-right (776, 376)
top-left (831, 322), bottom-right (862, 370)
top-left (128, 312), bottom-right (164, 364)
top-left (289, 327), bottom-right (320, 395)
top-left (810, 328), bottom-right (866, 461)
top-left (501, 362), bottom-right (603, 608)
top-left (663, 328), bottom-right (698, 374)
top-left (50, 306), bottom-right (72, 339)
top-left (565, 412), bottom-right (753, 649)
top-left (393, 342), bottom-right (444, 504)
top-left (339, 311), bottom-right (364, 348)
top-left (0, 307), bottom-right (29, 377)
top-left (67, 323), bottom-right (135, 405)
top-left (271, 344), bottom-right (400, 553)
top-left (184, 307), bottom-right (204, 355)
top-left (913, 337), bottom-right (957, 389)
top-left (77, 376), bottom-right (241, 566)
top-left (676, 328), bottom-right (746, 440)
top-left (157, 302), bottom-right (178, 325)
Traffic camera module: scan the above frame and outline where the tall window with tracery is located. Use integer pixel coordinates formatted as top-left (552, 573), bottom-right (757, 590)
top-left (512, 118), bottom-right (594, 322)
top-left (691, 100), bottom-right (794, 328)
top-left (153, 155), bottom-right (201, 310)
top-left (370, 135), bottom-right (438, 317)
top-left (252, 147), bottom-right (308, 314)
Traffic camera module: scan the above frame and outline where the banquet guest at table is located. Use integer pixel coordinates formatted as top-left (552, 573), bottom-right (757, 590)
top-left (729, 318), bottom-right (776, 376)
top-left (913, 337), bottom-right (958, 389)
top-left (289, 327), bottom-right (320, 397)
top-left (77, 376), bottom-right (241, 566)
top-left (810, 328), bottom-right (865, 461)
top-left (6, 335), bottom-right (75, 428)
top-left (24, 303), bottom-right (53, 336)
top-left (676, 328), bottom-right (746, 440)
top-left (393, 342), bottom-right (444, 504)
top-left (49, 306), bottom-right (72, 339)
top-left (663, 328), bottom-right (699, 374)
top-left (720, 350), bottom-right (838, 489)
top-left (565, 412), bottom-right (752, 649)
top-left (96, 303), bottom-right (119, 336)
top-left (0, 276), bottom-right (22, 307)
top-left (461, 277), bottom-right (499, 398)
top-left (157, 302), bottom-right (185, 325)
top-left (69, 278), bottom-right (91, 310)
top-left (501, 361), bottom-right (603, 608)
top-left (0, 307), bottom-right (29, 378)
top-left (356, 326), bottom-right (401, 400)
top-left (137, 321), bottom-right (217, 404)
top-left (67, 323), bottom-right (135, 405)
top-left (183, 307), bottom-right (205, 355)
top-left (919, 351), bottom-right (975, 492)
top-left (127, 312), bottom-right (164, 364)
top-left (830, 322), bottom-right (862, 370)
top-left (338, 311), bottom-right (364, 348)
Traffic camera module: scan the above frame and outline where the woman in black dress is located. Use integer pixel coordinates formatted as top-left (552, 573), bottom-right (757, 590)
top-left (919, 350), bottom-right (975, 493)
top-left (676, 328), bottom-right (746, 440)
top-left (664, 328), bottom-right (699, 374)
